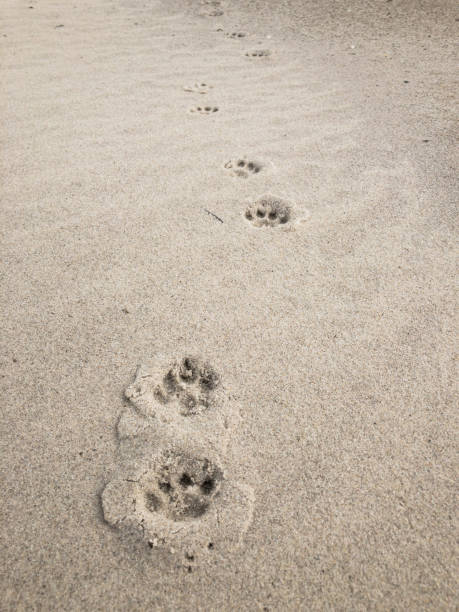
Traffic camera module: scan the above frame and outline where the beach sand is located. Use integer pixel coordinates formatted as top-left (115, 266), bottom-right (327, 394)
top-left (1, 0), bottom-right (457, 609)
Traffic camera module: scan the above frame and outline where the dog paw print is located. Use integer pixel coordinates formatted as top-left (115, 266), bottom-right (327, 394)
top-left (224, 157), bottom-right (263, 178)
top-left (101, 444), bottom-right (255, 555)
top-left (141, 451), bottom-right (223, 522)
top-left (226, 31), bottom-right (247, 39)
top-left (189, 105), bottom-right (219, 115)
top-left (125, 356), bottom-right (221, 418)
top-left (155, 357), bottom-right (220, 416)
top-left (245, 195), bottom-right (292, 228)
top-left (183, 82), bottom-right (212, 95)
top-left (199, 0), bottom-right (224, 16)
top-left (120, 357), bottom-right (240, 454)
top-left (245, 48), bottom-right (271, 58)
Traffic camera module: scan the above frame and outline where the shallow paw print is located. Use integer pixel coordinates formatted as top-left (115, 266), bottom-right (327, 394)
top-left (224, 157), bottom-right (263, 178)
top-left (245, 195), bottom-right (292, 228)
top-left (189, 105), bottom-right (219, 115)
top-left (226, 31), bottom-right (247, 39)
top-left (199, 0), bottom-right (224, 16)
top-left (245, 48), bottom-right (271, 58)
top-left (183, 82), bottom-right (213, 95)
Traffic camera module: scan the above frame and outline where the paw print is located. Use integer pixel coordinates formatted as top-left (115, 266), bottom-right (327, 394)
top-left (199, 0), bottom-right (224, 17)
top-left (245, 195), bottom-right (291, 228)
top-left (245, 49), bottom-right (271, 58)
top-left (101, 443), bottom-right (255, 555)
top-left (189, 105), bottom-right (219, 115)
top-left (120, 357), bottom-right (240, 453)
top-left (226, 31), bottom-right (247, 39)
top-left (126, 356), bottom-right (221, 417)
top-left (183, 82), bottom-right (212, 95)
top-left (224, 157), bottom-right (263, 178)
top-left (141, 449), bottom-right (223, 521)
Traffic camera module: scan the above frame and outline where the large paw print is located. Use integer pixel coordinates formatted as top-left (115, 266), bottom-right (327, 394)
top-left (101, 443), bottom-right (255, 555)
top-left (183, 82), bottom-right (212, 95)
top-left (224, 157), bottom-right (263, 178)
top-left (189, 105), bottom-right (219, 115)
top-left (141, 450), bottom-right (223, 522)
top-left (245, 195), bottom-right (291, 228)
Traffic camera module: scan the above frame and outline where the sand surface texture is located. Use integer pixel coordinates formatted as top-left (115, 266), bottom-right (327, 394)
top-left (1, 0), bottom-right (457, 609)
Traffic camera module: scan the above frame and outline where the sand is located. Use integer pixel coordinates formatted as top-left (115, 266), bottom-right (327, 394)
top-left (1, 0), bottom-right (457, 609)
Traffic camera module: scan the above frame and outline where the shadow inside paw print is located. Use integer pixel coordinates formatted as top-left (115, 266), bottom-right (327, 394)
top-left (153, 357), bottom-right (220, 416)
top-left (245, 195), bottom-right (291, 228)
top-left (141, 450), bottom-right (223, 522)
top-left (189, 105), bottom-right (219, 115)
top-left (245, 49), bottom-right (271, 58)
top-left (224, 157), bottom-right (263, 178)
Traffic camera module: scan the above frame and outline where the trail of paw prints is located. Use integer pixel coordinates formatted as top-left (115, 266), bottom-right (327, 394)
top-left (119, 356), bottom-right (240, 453)
top-left (101, 441), bottom-right (255, 562)
top-left (224, 157), bottom-right (263, 178)
top-left (189, 105), bottom-right (219, 115)
top-left (244, 195), bottom-right (309, 229)
top-left (245, 48), bottom-right (271, 58)
top-left (183, 82), bottom-right (212, 95)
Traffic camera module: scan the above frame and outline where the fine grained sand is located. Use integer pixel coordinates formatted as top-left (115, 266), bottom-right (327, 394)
top-left (0, 0), bottom-right (457, 609)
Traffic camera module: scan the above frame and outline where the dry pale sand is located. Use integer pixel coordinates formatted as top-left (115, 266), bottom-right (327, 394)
top-left (0, 0), bottom-right (457, 609)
